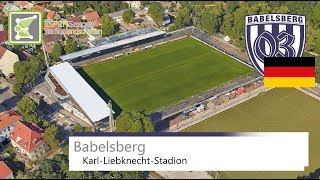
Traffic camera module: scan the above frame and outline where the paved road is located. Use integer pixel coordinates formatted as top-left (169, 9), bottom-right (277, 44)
top-left (0, 79), bottom-right (20, 111)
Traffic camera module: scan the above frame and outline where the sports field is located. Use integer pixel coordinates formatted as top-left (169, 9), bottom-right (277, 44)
top-left (83, 37), bottom-right (253, 113)
top-left (185, 88), bottom-right (320, 179)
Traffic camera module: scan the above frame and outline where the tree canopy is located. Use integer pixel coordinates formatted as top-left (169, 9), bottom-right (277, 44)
top-left (64, 38), bottom-right (78, 54)
top-left (116, 110), bottom-right (155, 132)
top-left (17, 96), bottom-right (38, 123)
top-left (148, 2), bottom-right (165, 24)
top-left (101, 14), bottom-right (117, 37)
top-left (123, 9), bottom-right (135, 24)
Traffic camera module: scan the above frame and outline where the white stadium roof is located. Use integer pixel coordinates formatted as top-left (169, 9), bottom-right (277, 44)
top-left (59, 27), bottom-right (165, 61)
top-left (49, 62), bottom-right (111, 123)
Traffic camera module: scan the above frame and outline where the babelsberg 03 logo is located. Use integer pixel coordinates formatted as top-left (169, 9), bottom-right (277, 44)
top-left (8, 11), bottom-right (42, 45)
top-left (245, 14), bottom-right (306, 75)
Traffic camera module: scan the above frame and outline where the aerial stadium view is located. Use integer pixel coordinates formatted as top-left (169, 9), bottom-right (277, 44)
top-left (0, 0), bottom-right (320, 179)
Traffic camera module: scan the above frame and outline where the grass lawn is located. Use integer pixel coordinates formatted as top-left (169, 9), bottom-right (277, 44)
top-left (185, 88), bottom-right (320, 179)
top-left (83, 37), bottom-right (253, 113)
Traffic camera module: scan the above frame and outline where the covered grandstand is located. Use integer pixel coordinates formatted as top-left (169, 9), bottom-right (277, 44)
top-left (60, 27), bottom-right (166, 63)
top-left (46, 62), bottom-right (114, 126)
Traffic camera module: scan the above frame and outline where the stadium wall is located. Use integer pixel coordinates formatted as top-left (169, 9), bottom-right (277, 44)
top-left (163, 85), bottom-right (273, 132)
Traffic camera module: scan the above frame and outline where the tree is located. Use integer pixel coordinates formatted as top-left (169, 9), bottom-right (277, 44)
top-left (197, 11), bottom-right (222, 34)
top-left (38, 97), bottom-right (48, 112)
top-left (123, 9), bottom-right (135, 24)
top-left (147, 2), bottom-right (165, 24)
top-left (17, 96), bottom-right (38, 123)
top-left (43, 124), bottom-right (60, 150)
top-left (13, 82), bottom-right (24, 95)
top-left (73, 124), bottom-right (84, 132)
top-left (101, 14), bottom-right (117, 37)
top-left (64, 38), bottom-right (77, 54)
top-left (39, 159), bottom-right (63, 179)
top-left (169, 2), bottom-right (176, 12)
top-left (116, 110), bottom-right (155, 132)
top-left (51, 43), bottom-right (63, 61)
top-left (0, 15), bottom-right (8, 29)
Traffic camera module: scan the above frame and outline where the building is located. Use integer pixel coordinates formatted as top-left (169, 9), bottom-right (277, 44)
top-left (60, 27), bottom-right (165, 62)
top-left (3, 3), bottom-right (20, 16)
top-left (45, 62), bottom-right (114, 126)
top-left (0, 46), bottom-right (19, 77)
top-left (32, 4), bottom-right (45, 14)
top-left (0, 111), bottom-right (23, 147)
top-left (0, 31), bottom-right (8, 45)
top-left (108, 9), bottom-right (127, 23)
top-left (82, 11), bottom-right (100, 22)
top-left (126, 1), bottom-right (141, 9)
top-left (10, 121), bottom-right (50, 161)
top-left (46, 10), bottom-right (55, 20)
top-left (50, 1), bottom-right (63, 9)
top-left (16, 1), bottom-right (34, 10)
top-left (0, 161), bottom-right (14, 179)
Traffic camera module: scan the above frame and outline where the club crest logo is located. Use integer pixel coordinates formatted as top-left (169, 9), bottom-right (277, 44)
top-left (245, 14), bottom-right (306, 75)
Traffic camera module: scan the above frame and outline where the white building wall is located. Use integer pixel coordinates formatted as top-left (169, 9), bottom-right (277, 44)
top-left (0, 122), bottom-right (17, 143)
top-left (0, 51), bottom-right (19, 77)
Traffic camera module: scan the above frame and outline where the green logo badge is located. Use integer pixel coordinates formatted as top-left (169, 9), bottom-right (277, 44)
top-left (8, 11), bottom-right (42, 45)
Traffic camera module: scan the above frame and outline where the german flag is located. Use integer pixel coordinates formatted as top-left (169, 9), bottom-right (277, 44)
top-left (264, 57), bottom-right (315, 87)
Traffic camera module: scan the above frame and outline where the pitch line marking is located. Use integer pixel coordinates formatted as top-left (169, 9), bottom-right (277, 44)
top-left (235, 107), bottom-right (262, 126)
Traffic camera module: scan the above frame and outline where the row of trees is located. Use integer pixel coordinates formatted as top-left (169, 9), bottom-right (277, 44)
top-left (166, 1), bottom-right (320, 54)
top-left (62, 1), bottom-right (129, 17)
top-left (27, 148), bottom-right (143, 179)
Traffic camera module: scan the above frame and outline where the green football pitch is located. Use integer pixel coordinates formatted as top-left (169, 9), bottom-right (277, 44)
top-left (83, 37), bottom-right (253, 113)
top-left (185, 88), bottom-right (320, 179)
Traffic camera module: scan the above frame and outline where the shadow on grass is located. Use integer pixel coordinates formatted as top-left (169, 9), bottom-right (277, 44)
top-left (76, 68), bottom-right (122, 117)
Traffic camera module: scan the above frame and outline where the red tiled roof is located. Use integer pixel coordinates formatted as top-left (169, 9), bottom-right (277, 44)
top-left (32, 5), bottom-right (45, 13)
top-left (84, 11), bottom-right (100, 21)
top-left (67, 16), bottom-right (81, 23)
top-left (0, 161), bottom-right (12, 179)
top-left (0, 31), bottom-right (8, 43)
top-left (47, 10), bottom-right (55, 20)
top-left (0, 46), bottom-right (7, 59)
top-left (0, 110), bottom-right (22, 130)
top-left (10, 121), bottom-right (46, 153)
top-left (19, 1), bottom-right (29, 8)
top-left (94, 19), bottom-right (101, 27)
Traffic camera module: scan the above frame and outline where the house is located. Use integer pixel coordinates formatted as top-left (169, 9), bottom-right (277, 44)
top-left (0, 161), bottom-right (14, 179)
top-left (0, 31), bottom-right (8, 45)
top-left (0, 46), bottom-right (19, 77)
top-left (108, 9), bottom-right (127, 23)
top-left (47, 10), bottom-right (55, 20)
top-left (3, 3), bottom-right (20, 16)
top-left (0, 4), bottom-right (4, 11)
top-left (16, 1), bottom-right (34, 9)
top-left (43, 34), bottom-right (63, 46)
top-left (66, 16), bottom-right (82, 37)
top-left (10, 121), bottom-right (50, 161)
top-left (82, 11), bottom-right (100, 22)
top-left (126, 1), bottom-right (141, 9)
top-left (73, 12), bottom-right (83, 18)
top-left (50, 1), bottom-right (63, 9)
top-left (0, 110), bottom-right (23, 147)
top-left (32, 4), bottom-right (46, 14)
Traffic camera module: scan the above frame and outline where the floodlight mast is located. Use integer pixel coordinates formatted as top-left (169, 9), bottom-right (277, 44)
top-left (42, 43), bottom-right (49, 68)
top-left (108, 100), bottom-right (116, 132)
